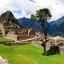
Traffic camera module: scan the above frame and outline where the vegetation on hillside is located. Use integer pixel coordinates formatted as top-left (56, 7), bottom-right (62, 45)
top-left (0, 44), bottom-right (64, 64)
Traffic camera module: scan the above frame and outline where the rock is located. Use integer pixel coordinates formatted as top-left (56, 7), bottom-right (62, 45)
top-left (0, 56), bottom-right (9, 64)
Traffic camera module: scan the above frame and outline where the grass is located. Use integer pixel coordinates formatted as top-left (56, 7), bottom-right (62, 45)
top-left (0, 36), bottom-right (13, 42)
top-left (0, 44), bottom-right (64, 64)
top-left (0, 36), bottom-right (64, 64)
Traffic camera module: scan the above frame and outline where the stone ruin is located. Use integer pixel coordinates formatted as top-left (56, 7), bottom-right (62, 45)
top-left (0, 56), bottom-right (9, 64)
top-left (47, 36), bottom-right (64, 54)
top-left (6, 28), bottom-right (40, 41)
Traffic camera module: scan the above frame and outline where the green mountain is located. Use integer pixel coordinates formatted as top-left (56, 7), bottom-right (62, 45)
top-left (49, 16), bottom-right (64, 37)
top-left (0, 11), bottom-right (23, 28)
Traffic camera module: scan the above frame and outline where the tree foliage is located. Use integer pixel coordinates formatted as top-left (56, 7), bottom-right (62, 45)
top-left (31, 8), bottom-right (52, 21)
top-left (31, 14), bottom-right (37, 20)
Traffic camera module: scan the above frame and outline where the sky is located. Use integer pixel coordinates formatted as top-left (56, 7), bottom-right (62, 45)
top-left (0, 0), bottom-right (64, 21)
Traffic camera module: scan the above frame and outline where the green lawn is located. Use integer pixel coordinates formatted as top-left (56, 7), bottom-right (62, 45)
top-left (0, 44), bottom-right (64, 64)
top-left (0, 36), bottom-right (13, 42)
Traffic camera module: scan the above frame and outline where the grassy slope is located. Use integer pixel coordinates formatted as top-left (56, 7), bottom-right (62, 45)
top-left (0, 36), bottom-right (13, 42)
top-left (0, 44), bottom-right (64, 64)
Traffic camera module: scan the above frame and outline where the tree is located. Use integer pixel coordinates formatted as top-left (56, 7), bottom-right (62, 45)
top-left (31, 14), bottom-right (37, 21)
top-left (31, 8), bottom-right (52, 56)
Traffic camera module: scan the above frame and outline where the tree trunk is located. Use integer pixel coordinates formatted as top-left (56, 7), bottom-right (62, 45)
top-left (43, 42), bottom-right (46, 56)
top-left (41, 17), bottom-right (48, 56)
top-left (43, 33), bottom-right (47, 56)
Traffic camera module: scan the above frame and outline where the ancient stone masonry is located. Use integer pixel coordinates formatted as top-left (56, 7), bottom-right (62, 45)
top-left (0, 56), bottom-right (9, 64)
top-left (6, 28), bottom-right (40, 41)
top-left (0, 23), bottom-right (6, 37)
top-left (48, 36), bottom-right (64, 53)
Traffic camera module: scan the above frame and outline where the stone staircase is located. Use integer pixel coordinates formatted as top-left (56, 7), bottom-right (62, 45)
top-left (0, 56), bottom-right (9, 64)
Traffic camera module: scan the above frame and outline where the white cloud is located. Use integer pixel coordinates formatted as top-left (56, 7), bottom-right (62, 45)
top-left (0, 0), bottom-right (39, 18)
top-left (34, 0), bottom-right (64, 20)
top-left (0, 0), bottom-right (64, 20)
top-left (0, 0), bottom-right (9, 8)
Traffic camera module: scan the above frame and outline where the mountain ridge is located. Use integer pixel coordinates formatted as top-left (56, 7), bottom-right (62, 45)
top-left (18, 16), bottom-right (64, 36)
top-left (49, 16), bottom-right (64, 36)
top-left (18, 17), bottom-right (43, 32)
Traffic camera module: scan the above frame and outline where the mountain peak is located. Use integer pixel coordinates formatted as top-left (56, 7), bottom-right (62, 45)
top-left (0, 11), bottom-right (23, 28)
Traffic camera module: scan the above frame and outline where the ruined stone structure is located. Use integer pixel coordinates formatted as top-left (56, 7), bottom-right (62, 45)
top-left (0, 20), bottom-right (41, 42)
top-left (6, 28), bottom-right (40, 41)
top-left (47, 36), bottom-right (64, 53)
top-left (0, 23), bottom-right (6, 37)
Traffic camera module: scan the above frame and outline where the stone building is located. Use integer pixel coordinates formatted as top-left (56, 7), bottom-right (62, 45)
top-left (48, 36), bottom-right (64, 53)
top-left (6, 28), bottom-right (41, 41)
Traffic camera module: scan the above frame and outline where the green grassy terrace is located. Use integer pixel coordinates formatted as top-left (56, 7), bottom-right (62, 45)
top-left (0, 44), bottom-right (64, 64)
top-left (0, 36), bottom-right (13, 42)
top-left (0, 36), bottom-right (64, 64)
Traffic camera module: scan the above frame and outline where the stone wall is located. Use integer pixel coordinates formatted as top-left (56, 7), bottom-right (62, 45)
top-left (48, 36), bottom-right (64, 53)
top-left (6, 28), bottom-right (38, 41)
top-left (6, 32), bottom-right (17, 41)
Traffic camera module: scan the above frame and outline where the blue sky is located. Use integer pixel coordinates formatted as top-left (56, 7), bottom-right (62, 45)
top-left (0, 0), bottom-right (64, 21)
top-left (12, 10), bottom-right (22, 15)
top-left (29, 0), bottom-right (35, 3)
